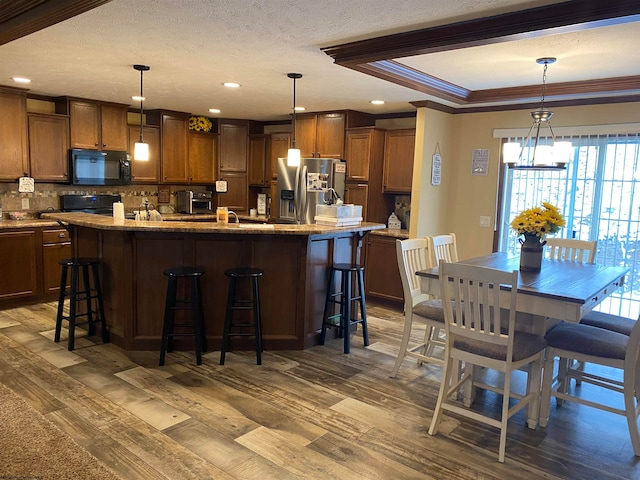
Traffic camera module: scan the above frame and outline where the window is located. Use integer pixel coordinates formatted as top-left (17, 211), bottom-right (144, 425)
top-left (499, 132), bottom-right (640, 317)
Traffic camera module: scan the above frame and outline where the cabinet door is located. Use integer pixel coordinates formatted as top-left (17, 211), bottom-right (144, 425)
top-left (383, 129), bottom-right (415, 193)
top-left (100, 104), bottom-right (128, 151)
top-left (345, 131), bottom-right (372, 181)
top-left (189, 132), bottom-right (217, 184)
top-left (248, 135), bottom-right (267, 186)
top-left (0, 88), bottom-right (28, 180)
top-left (219, 123), bottom-right (248, 172)
top-left (294, 115), bottom-right (317, 158)
top-left (218, 172), bottom-right (247, 212)
top-left (364, 235), bottom-right (404, 305)
top-left (69, 100), bottom-right (100, 149)
top-left (43, 240), bottom-right (72, 293)
top-left (161, 114), bottom-right (190, 183)
top-left (269, 132), bottom-right (290, 179)
top-left (344, 182), bottom-right (369, 221)
top-left (128, 125), bottom-right (160, 183)
top-left (316, 113), bottom-right (345, 158)
top-left (0, 230), bottom-right (38, 301)
top-left (28, 114), bottom-right (70, 182)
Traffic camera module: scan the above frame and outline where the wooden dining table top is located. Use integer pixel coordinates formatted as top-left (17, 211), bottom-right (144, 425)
top-left (416, 252), bottom-right (629, 312)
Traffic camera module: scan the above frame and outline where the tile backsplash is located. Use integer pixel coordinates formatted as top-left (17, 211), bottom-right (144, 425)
top-left (0, 183), bottom-right (209, 216)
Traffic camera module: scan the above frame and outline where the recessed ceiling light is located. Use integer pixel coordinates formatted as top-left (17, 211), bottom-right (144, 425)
top-left (223, 82), bottom-right (240, 88)
top-left (294, 106), bottom-right (305, 111)
top-left (131, 95), bottom-right (145, 102)
top-left (370, 100), bottom-right (385, 105)
top-left (12, 76), bottom-right (31, 84)
top-left (209, 108), bottom-right (221, 114)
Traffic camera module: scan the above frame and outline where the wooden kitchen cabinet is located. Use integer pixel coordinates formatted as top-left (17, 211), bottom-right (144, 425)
top-left (219, 121), bottom-right (248, 172)
top-left (364, 233), bottom-right (404, 308)
top-left (383, 129), bottom-right (416, 193)
top-left (147, 110), bottom-right (190, 184)
top-left (0, 229), bottom-right (38, 301)
top-left (59, 99), bottom-right (128, 151)
top-left (0, 86), bottom-right (28, 181)
top-left (345, 127), bottom-right (393, 224)
top-left (269, 131), bottom-right (290, 179)
top-left (248, 134), bottom-right (268, 186)
top-left (217, 172), bottom-right (248, 212)
top-left (188, 131), bottom-right (218, 184)
top-left (28, 113), bottom-right (70, 182)
top-left (295, 112), bottom-right (344, 159)
top-left (128, 124), bottom-right (160, 183)
top-left (42, 228), bottom-right (71, 293)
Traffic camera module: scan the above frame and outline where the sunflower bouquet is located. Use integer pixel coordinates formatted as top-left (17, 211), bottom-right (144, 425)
top-left (189, 116), bottom-right (212, 132)
top-left (510, 202), bottom-right (565, 240)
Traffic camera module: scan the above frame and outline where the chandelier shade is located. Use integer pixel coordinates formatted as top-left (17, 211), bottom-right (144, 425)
top-left (503, 58), bottom-right (572, 170)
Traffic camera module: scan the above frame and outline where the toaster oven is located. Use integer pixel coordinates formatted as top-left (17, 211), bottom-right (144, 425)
top-left (176, 191), bottom-right (213, 214)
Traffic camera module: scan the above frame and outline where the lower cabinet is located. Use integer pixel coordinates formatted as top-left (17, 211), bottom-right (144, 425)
top-left (0, 226), bottom-right (71, 305)
top-left (364, 233), bottom-right (404, 308)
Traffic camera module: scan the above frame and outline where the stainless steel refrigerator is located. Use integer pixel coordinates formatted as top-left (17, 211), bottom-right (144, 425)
top-left (276, 157), bottom-right (346, 224)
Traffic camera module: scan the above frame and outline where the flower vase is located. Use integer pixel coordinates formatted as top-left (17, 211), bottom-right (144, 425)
top-left (519, 234), bottom-right (545, 272)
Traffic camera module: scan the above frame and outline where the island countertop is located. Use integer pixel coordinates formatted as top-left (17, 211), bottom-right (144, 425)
top-left (43, 212), bottom-right (385, 236)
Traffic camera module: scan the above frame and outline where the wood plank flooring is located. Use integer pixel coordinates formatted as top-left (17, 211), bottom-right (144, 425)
top-left (0, 301), bottom-right (638, 479)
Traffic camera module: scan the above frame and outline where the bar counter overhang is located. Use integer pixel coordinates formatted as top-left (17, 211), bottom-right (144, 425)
top-left (44, 213), bottom-right (385, 351)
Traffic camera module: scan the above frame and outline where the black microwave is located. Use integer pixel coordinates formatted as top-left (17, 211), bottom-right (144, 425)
top-left (69, 149), bottom-right (132, 185)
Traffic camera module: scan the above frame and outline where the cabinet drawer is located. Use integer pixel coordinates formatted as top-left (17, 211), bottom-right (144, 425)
top-left (43, 229), bottom-right (70, 244)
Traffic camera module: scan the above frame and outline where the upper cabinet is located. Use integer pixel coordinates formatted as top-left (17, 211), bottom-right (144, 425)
top-left (294, 110), bottom-right (374, 159)
top-left (56, 98), bottom-right (128, 151)
top-left (188, 131), bottom-right (218, 184)
top-left (128, 124), bottom-right (160, 184)
top-left (0, 87), bottom-right (28, 181)
top-left (269, 131), bottom-right (290, 179)
top-left (147, 110), bottom-right (190, 184)
top-left (28, 113), bottom-right (70, 182)
top-left (219, 121), bottom-right (248, 172)
top-left (248, 134), bottom-right (268, 186)
top-left (383, 129), bottom-right (416, 193)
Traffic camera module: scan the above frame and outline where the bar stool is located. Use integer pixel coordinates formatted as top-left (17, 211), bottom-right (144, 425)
top-left (159, 266), bottom-right (206, 366)
top-left (320, 263), bottom-right (369, 354)
top-left (55, 257), bottom-right (108, 351)
top-left (220, 268), bottom-right (264, 365)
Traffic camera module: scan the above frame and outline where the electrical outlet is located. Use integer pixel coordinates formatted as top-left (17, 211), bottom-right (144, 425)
top-left (479, 215), bottom-right (491, 227)
top-left (21, 198), bottom-right (29, 210)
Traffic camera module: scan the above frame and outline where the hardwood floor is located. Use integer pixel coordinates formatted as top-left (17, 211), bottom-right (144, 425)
top-left (0, 301), bottom-right (638, 479)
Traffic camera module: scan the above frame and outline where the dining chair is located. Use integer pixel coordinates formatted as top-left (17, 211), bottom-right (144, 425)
top-left (390, 238), bottom-right (445, 377)
top-left (540, 317), bottom-right (640, 456)
top-left (428, 261), bottom-right (547, 463)
top-left (426, 233), bottom-right (459, 266)
top-left (546, 238), bottom-right (597, 263)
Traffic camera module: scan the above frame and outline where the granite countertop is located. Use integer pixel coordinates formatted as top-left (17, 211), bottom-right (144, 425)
top-left (0, 219), bottom-right (62, 229)
top-left (42, 212), bottom-right (385, 236)
top-left (370, 228), bottom-right (410, 239)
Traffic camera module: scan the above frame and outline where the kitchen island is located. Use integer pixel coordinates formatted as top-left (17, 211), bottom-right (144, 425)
top-left (43, 213), bottom-right (385, 351)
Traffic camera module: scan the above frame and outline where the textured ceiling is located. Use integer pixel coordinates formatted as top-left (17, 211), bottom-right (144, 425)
top-left (0, 0), bottom-right (638, 121)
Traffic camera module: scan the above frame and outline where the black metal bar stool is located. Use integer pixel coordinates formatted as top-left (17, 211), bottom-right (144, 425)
top-left (55, 257), bottom-right (108, 351)
top-left (159, 266), bottom-right (206, 366)
top-left (320, 263), bottom-right (369, 354)
top-left (220, 268), bottom-right (264, 365)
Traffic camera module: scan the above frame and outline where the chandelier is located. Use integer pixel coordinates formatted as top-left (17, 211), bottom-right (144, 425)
top-left (503, 57), bottom-right (572, 170)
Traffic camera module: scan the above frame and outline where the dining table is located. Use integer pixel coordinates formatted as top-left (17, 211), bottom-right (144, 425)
top-left (416, 252), bottom-right (629, 428)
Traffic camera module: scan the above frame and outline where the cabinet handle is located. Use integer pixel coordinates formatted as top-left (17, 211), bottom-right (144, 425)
top-left (94, 143), bottom-right (99, 147)
top-left (58, 233), bottom-right (66, 238)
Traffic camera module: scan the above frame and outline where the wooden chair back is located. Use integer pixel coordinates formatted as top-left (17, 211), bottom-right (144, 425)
top-left (396, 238), bottom-right (432, 309)
top-left (546, 238), bottom-right (597, 263)
top-left (426, 233), bottom-right (459, 266)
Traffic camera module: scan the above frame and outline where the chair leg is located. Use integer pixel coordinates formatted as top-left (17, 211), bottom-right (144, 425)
top-left (159, 277), bottom-right (177, 366)
top-left (191, 277), bottom-right (202, 366)
top-left (428, 345), bottom-right (455, 436)
top-left (91, 263), bottom-right (109, 343)
top-left (498, 370), bottom-right (512, 463)
top-left (343, 270), bottom-right (351, 354)
top-left (539, 348), bottom-right (555, 428)
top-left (252, 277), bottom-right (262, 365)
top-left (624, 366), bottom-right (640, 456)
top-left (220, 277), bottom-right (236, 365)
top-left (54, 265), bottom-right (68, 344)
top-left (82, 265), bottom-right (94, 336)
top-left (357, 268), bottom-right (369, 347)
top-left (320, 270), bottom-right (335, 346)
top-left (390, 312), bottom-right (414, 378)
top-left (67, 266), bottom-right (78, 351)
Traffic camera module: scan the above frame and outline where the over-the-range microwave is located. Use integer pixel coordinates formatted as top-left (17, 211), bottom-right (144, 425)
top-left (69, 149), bottom-right (132, 185)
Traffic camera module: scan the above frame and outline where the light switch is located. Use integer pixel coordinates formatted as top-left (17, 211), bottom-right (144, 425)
top-left (479, 215), bottom-right (491, 227)
top-left (21, 198), bottom-right (29, 210)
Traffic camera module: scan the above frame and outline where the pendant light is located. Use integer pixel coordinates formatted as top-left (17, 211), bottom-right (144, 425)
top-left (287, 73), bottom-right (302, 167)
top-left (133, 64), bottom-right (150, 161)
top-left (503, 58), bottom-right (572, 170)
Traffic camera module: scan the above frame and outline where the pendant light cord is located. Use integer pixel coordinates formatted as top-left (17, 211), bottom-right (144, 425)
top-left (291, 76), bottom-right (297, 148)
top-left (139, 69), bottom-right (144, 142)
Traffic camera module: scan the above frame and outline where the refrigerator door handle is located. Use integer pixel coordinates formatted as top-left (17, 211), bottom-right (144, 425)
top-left (299, 165), bottom-right (308, 224)
top-left (293, 166), bottom-right (300, 223)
